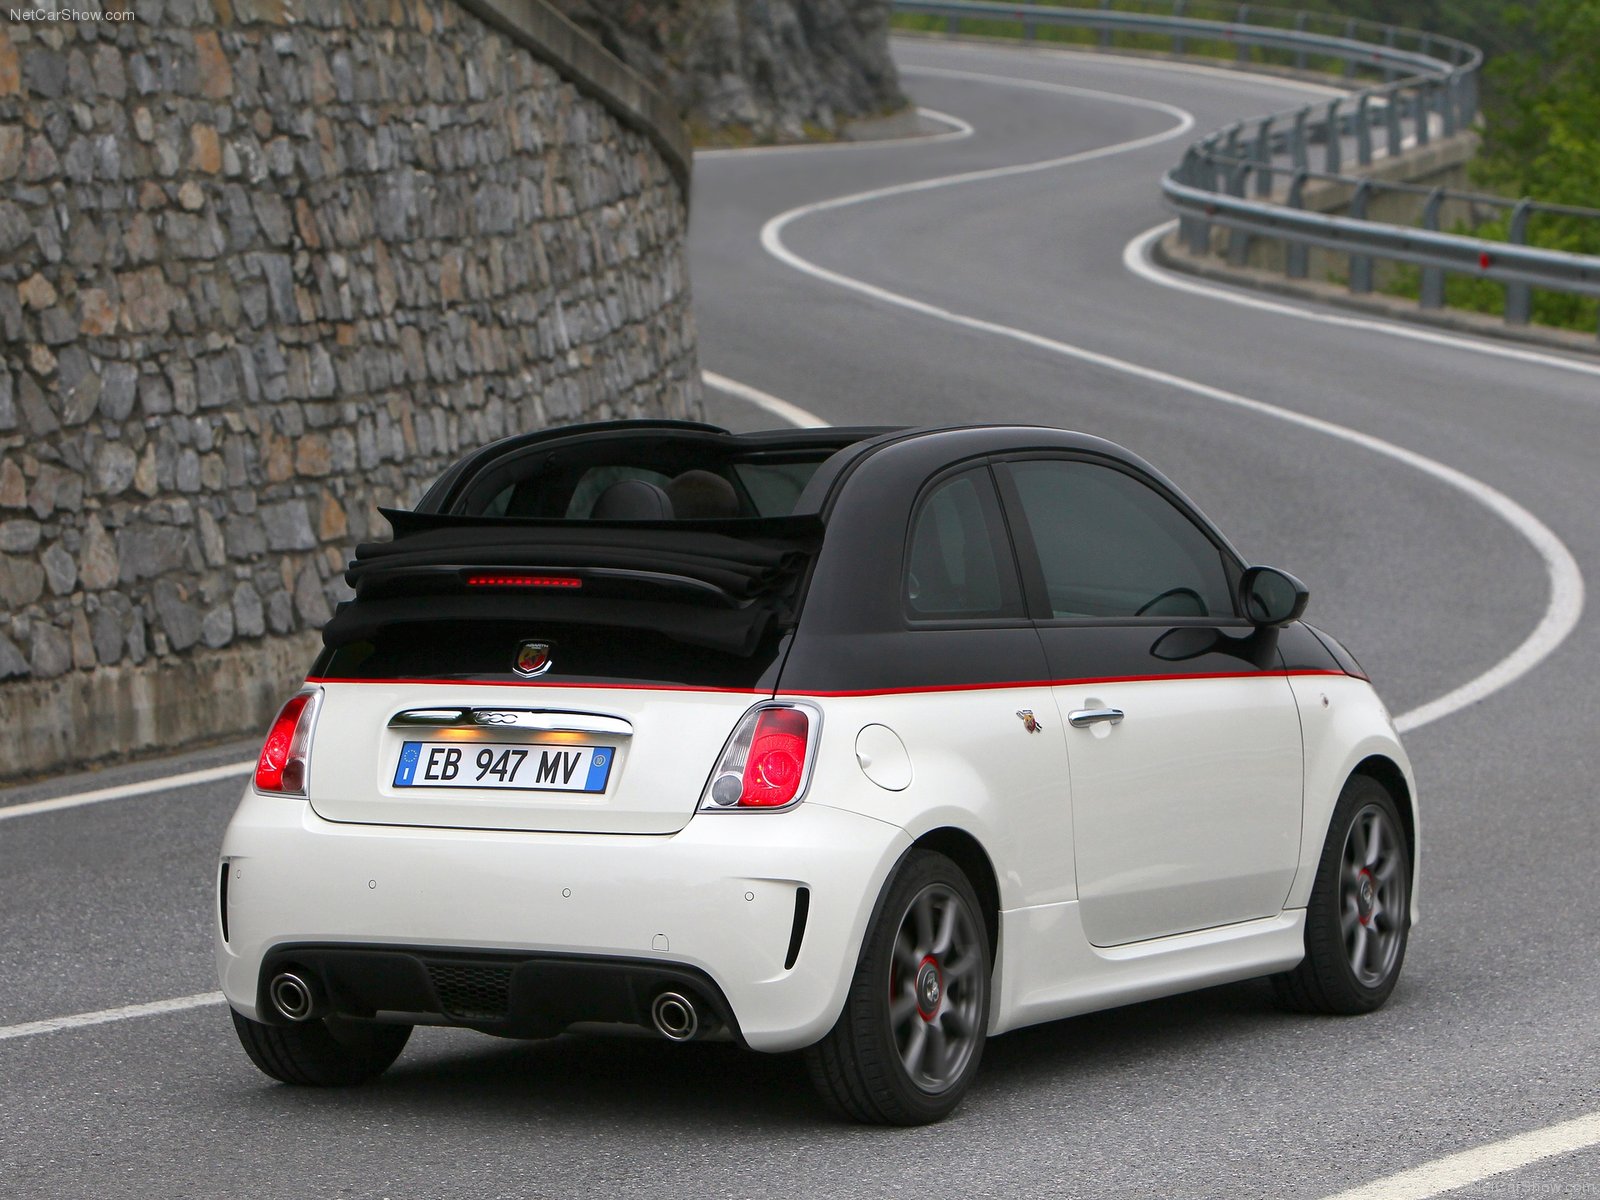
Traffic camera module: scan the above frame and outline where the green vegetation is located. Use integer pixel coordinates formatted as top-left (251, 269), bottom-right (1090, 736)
top-left (892, 0), bottom-right (1600, 334)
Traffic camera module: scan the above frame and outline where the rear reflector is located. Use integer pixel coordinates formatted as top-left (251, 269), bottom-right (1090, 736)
top-left (466, 574), bottom-right (583, 589)
top-left (700, 702), bottom-right (820, 812)
top-left (254, 688), bottom-right (321, 797)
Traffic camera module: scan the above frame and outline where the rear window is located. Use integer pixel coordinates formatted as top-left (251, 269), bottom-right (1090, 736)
top-left (462, 450), bottom-right (834, 521)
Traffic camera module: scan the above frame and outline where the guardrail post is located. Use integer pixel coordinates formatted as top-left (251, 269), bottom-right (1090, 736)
top-left (1343, 18), bottom-right (1358, 78)
top-left (1419, 188), bottom-right (1446, 309)
top-left (1176, 148), bottom-right (1206, 251)
top-left (1355, 94), bottom-right (1373, 165)
top-left (1099, 0), bottom-right (1112, 47)
top-left (1504, 199), bottom-right (1533, 325)
top-left (1171, 0), bottom-right (1186, 56)
top-left (1223, 123), bottom-right (1243, 166)
top-left (1227, 163), bottom-right (1253, 265)
top-left (1254, 117), bottom-right (1274, 197)
top-left (1291, 107), bottom-right (1310, 173)
top-left (1441, 73), bottom-right (1459, 138)
top-left (1462, 70), bottom-right (1479, 126)
top-left (1381, 26), bottom-right (1398, 82)
top-left (1415, 84), bottom-right (1431, 147)
top-left (946, 11), bottom-right (959, 34)
top-left (1348, 181), bottom-right (1374, 293)
top-left (1385, 84), bottom-right (1403, 158)
top-left (1023, 13), bottom-right (1035, 40)
top-left (1286, 171), bottom-right (1309, 278)
top-left (1235, 5), bottom-right (1251, 63)
top-left (1324, 99), bottom-right (1342, 173)
top-left (1293, 12), bottom-right (1308, 70)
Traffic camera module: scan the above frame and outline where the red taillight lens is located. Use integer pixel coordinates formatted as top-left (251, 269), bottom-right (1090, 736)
top-left (254, 690), bottom-right (319, 796)
top-left (466, 574), bottom-right (582, 589)
top-left (701, 703), bottom-right (817, 811)
top-left (742, 707), bottom-right (809, 806)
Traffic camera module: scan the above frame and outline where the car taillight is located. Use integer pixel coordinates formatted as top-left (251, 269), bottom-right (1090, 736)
top-left (700, 702), bottom-right (820, 811)
top-left (254, 688), bottom-right (321, 797)
top-left (466, 574), bottom-right (582, 589)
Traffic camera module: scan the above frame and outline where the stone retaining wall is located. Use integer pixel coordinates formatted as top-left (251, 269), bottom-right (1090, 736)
top-left (0, 0), bottom-right (700, 781)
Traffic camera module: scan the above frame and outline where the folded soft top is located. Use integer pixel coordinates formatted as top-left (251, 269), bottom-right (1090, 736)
top-left (321, 510), bottom-right (824, 657)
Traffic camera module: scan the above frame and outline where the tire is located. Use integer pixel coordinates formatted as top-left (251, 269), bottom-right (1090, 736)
top-left (1272, 774), bottom-right (1411, 1014)
top-left (231, 1009), bottom-right (411, 1086)
top-left (805, 849), bottom-right (992, 1125)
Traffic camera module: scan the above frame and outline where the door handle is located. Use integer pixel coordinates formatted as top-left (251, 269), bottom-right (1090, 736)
top-left (1068, 707), bottom-right (1125, 729)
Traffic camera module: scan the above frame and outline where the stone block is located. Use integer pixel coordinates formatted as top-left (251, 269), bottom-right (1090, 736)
top-left (116, 522), bottom-right (192, 583)
top-left (0, 519), bottom-right (41, 553)
top-left (29, 623), bottom-right (71, 680)
top-left (152, 577), bottom-right (202, 652)
top-left (260, 499), bottom-right (316, 551)
top-left (200, 601), bottom-right (234, 648)
top-left (0, 632), bottom-right (30, 679)
top-left (41, 540), bottom-right (76, 595)
top-left (0, 553), bottom-right (44, 607)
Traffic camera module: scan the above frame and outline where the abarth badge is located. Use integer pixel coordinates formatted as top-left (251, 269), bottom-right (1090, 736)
top-left (1016, 710), bottom-right (1042, 733)
top-left (513, 640), bottom-right (552, 678)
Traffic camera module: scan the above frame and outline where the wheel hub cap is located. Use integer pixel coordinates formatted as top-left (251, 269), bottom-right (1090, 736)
top-left (1357, 869), bottom-right (1376, 925)
top-left (915, 955), bottom-right (943, 1021)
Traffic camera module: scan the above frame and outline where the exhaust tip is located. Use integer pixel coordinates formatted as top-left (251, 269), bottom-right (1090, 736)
top-left (650, 991), bottom-right (699, 1042)
top-left (268, 970), bottom-right (320, 1023)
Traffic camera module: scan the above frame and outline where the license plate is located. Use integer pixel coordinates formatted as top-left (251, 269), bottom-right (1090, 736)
top-left (392, 741), bottom-right (615, 793)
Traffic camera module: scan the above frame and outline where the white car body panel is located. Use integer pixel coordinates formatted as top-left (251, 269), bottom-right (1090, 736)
top-left (1048, 674), bottom-right (1304, 947)
top-left (1285, 673), bottom-right (1420, 923)
top-left (306, 681), bottom-right (758, 835)
top-left (220, 786), bottom-right (911, 1052)
top-left (799, 689), bottom-right (1076, 908)
top-left (991, 904), bottom-right (1306, 1035)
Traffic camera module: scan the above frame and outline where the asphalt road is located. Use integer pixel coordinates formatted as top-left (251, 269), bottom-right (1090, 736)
top-left (4, 36), bottom-right (1598, 1200)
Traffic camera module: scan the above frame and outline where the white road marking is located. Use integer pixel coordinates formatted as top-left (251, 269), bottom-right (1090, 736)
top-left (1319, 1111), bottom-right (1600, 1200)
top-left (695, 106), bottom-right (972, 161)
top-left (1123, 221), bottom-right (1600, 382)
top-left (702, 370), bottom-right (831, 428)
top-left (0, 992), bottom-right (224, 1043)
top-left (902, 34), bottom-right (1350, 98)
top-left (757, 65), bottom-right (1583, 738)
top-left (0, 759), bottom-right (253, 823)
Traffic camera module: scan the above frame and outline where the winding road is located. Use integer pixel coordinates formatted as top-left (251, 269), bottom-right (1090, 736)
top-left (4, 36), bottom-right (1598, 1200)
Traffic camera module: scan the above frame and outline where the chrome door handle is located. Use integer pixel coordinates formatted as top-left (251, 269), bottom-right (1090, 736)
top-left (1068, 707), bottom-right (1125, 729)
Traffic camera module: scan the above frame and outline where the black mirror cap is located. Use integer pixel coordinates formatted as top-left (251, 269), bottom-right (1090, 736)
top-left (1240, 565), bottom-right (1310, 628)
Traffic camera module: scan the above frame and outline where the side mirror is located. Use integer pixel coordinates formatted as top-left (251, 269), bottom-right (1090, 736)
top-left (1239, 565), bottom-right (1309, 627)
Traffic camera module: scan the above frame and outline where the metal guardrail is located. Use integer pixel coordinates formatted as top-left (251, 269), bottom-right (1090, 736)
top-left (893, 0), bottom-right (1600, 337)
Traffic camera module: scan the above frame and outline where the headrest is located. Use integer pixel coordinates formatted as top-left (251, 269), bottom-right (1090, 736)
top-left (666, 469), bottom-right (741, 520)
top-left (591, 478), bottom-right (674, 520)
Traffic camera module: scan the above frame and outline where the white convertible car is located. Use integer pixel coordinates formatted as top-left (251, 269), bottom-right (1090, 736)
top-left (217, 420), bottom-right (1417, 1124)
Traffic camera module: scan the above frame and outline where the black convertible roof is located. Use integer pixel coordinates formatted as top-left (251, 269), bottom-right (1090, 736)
top-left (322, 421), bottom-right (899, 657)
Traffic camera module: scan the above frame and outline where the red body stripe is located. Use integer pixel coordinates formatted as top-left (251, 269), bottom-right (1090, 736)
top-left (305, 669), bottom-right (1348, 696)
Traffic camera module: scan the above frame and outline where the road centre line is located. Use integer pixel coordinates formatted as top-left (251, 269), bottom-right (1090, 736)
top-left (757, 65), bottom-right (1583, 738)
top-left (0, 758), bottom-right (254, 822)
top-left (0, 992), bottom-right (224, 1043)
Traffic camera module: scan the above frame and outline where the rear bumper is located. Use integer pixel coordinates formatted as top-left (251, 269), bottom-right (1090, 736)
top-left (217, 790), bottom-right (910, 1052)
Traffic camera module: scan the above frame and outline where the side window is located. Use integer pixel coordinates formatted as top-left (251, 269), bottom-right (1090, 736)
top-left (905, 468), bottom-right (1023, 620)
top-left (1005, 460), bottom-right (1234, 619)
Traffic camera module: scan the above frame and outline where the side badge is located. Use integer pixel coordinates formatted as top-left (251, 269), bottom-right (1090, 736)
top-left (1016, 710), bottom-right (1042, 734)
top-left (513, 640), bottom-right (553, 678)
